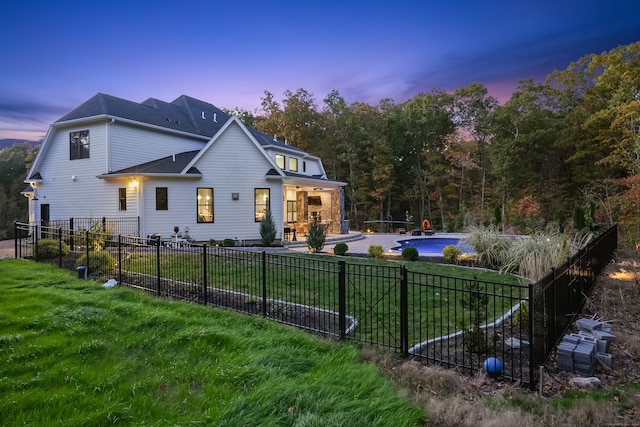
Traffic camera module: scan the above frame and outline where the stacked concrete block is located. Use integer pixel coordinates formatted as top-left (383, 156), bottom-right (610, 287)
top-left (557, 317), bottom-right (615, 376)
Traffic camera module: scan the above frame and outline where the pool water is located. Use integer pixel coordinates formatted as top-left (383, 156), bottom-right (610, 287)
top-left (392, 237), bottom-right (474, 256)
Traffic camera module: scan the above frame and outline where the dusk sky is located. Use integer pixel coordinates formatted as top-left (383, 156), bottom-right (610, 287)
top-left (1, 0), bottom-right (639, 142)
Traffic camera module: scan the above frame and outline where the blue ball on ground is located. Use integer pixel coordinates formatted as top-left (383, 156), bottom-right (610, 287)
top-left (483, 357), bottom-right (503, 375)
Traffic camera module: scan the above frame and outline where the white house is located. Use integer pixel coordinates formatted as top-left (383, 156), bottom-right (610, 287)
top-left (23, 93), bottom-right (347, 242)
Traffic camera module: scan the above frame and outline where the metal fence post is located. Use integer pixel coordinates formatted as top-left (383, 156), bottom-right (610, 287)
top-left (338, 260), bottom-right (346, 340)
top-left (34, 224), bottom-right (39, 262)
top-left (85, 230), bottom-right (90, 272)
top-left (262, 251), bottom-right (267, 318)
top-left (400, 265), bottom-right (409, 356)
top-left (528, 282), bottom-right (536, 391)
top-left (202, 244), bottom-right (208, 305)
top-left (14, 222), bottom-right (18, 259)
top-left (118, 235), bottom-right (122, 284)
top-left (58, 227), bottom-right (63, 268)
top-left (156, 238), bottom-right (161, 296)
top-left (69, 217), bottom-right (74, 250)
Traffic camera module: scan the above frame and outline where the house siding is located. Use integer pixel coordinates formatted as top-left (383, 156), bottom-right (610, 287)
top-left (109, 123), bottom-right (204, 172)
top-left (139, 122), bottom-right (283, 242)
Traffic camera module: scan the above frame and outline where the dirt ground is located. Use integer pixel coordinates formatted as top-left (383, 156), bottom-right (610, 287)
top-left (0, 239), bottom-right (15, 260)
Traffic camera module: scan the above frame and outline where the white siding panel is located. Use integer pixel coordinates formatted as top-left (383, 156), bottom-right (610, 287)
top-left (140, 123), bottom-right (285, 242)
top-left (109, 123), bottom-right (204, 171)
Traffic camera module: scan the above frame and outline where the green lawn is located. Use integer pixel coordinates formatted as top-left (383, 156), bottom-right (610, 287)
top-left (0, 259), bottom-right (424, 426)
top-left (119, 249), bottom-right (526, 345)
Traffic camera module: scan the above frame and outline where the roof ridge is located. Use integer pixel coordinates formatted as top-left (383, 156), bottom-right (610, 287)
top-left (171, 95), bottom-right (201, 134)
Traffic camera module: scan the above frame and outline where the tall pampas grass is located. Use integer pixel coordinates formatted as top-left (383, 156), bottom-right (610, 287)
top-left (465, 226), bottom-right (593, 281)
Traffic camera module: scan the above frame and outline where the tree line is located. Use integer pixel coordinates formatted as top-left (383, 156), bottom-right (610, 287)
top-left (245, 42), bottom-right (640, 247)
top-left (1, 42), bottom-right (638, 246)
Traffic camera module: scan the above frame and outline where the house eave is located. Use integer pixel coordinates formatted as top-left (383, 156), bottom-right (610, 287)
top-left (97, 172), bottom-right (202, 180)
top-left (54, 114), bottom-right (210, 141)
top-left (283, 176), bottom-right (346, 189)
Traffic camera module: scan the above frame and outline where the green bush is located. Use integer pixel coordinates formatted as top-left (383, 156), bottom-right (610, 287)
top-left (259, 209), bottom-right (276, 246)
top-left (333, 242), bottom-right (348, 255)
top-left (442, 245), bottom-right (461, 262)
top-left (36, 238), bottom-right (70, 259)
top-left (307, 221), bottom-right (326, 253)
top-left (368, 245), bottom-right (384, 259)
top-left (223, 238), bottom-right (236, 247)
top-left (75, 250), bottom-right (116, 274)
top-left (401, 247), bottom-right (419, 261)
top-left (513, 302), bottom-right (528, 326)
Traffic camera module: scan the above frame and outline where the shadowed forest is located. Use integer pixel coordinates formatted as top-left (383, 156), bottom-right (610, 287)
top-left (2, 42), bottom-right (639, 247)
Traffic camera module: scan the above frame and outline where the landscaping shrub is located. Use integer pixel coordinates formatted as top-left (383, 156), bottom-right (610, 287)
top-left (75, 250), bottom-right (116, 274)
top-left (307, 221), bottom-right (326, 253)
top-left (442, 245), bottom-right (461, 263)
top-left (513, 302), bottom-right (528, 326)
top-left (259, 208), bottom-right (276, 246)
top-left (36, 238), bottom-right (69, 259)
top-left (368, 245), bottom-right (384, 259)
top-left (333, 242), bottom-right (348, 255)
top-left (401, 246), bottom-right (419, 261)
top-left (223, 238), bottom-right (236, 247)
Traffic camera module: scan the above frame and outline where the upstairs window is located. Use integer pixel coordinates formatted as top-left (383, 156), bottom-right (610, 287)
top-left (289, 157), bottom-right (298, 172)
top-left (70, 130), bottom-right (90, 160)
top-left (197, 188), bottom-right (213, 223)
top-left (156, 187), bottom-right (168, 210)
top-left (275, 154), bottom-right (285, 169)
top-left (255, 188), bottom-right (270, 221)
top-left (118, 188), bottom-right (127, 211)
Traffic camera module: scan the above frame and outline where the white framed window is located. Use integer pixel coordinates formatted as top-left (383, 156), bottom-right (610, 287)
top-left (289, 157), bottom-right (298, 172)
top-left (118, 188), bottom-right (127, 211)
top-left (197, 188), bottom-right (213, 223)
top-left (255, 188), bottom-right (270, 221)
top-left (70, 130), bottom-right (90, 160)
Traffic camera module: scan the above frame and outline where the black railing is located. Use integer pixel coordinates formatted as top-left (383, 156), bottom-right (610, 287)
top-left (44, 216), bottom-right (139, 239)
top-left (13, 221), bottom-right (618, 390)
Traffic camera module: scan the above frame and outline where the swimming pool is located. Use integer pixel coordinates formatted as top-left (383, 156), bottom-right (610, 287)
top-left (392, 237), bottom-right (474, 256)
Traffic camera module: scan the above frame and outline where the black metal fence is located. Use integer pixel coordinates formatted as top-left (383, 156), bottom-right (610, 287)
top-left (43, 216), bottom-right (140, 238)
top-left (12, 221), bottom-right (618, 390)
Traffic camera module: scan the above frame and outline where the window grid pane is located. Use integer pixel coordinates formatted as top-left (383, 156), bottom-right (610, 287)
top-left (156, 187), bottom-right (168, 210)
top-left (119, 188), bottom-right (127, 211)
top-left (197, 188), bottom-right (213, 223)
top-left (289, 158), bottom-right (298, 172)
top-left (255, 188), bottom-right (270, 222)
top-left (70, 130), bottom-right (90, 160)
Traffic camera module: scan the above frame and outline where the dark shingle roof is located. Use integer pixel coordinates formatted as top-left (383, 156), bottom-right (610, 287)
top-left (106, 150), bottom-right (201, 175)
top-left (56, 93), bottom-right (230, 138)
top-left (56, 93), bottom-right (305, 153)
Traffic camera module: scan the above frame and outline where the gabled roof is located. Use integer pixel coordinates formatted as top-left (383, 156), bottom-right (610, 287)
top-left (56, 93), bottom-right (305, 153)
top-left (100, 150), bottom-right (201, 177)
top-left (56, 93), bottom-right (230, 138)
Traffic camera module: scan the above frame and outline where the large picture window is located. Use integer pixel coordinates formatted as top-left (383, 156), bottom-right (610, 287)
top-left (197, 188), bottom-right (213, 223)
top-left (156, 187), bottom-right (168, 210)
top-left (255, 188), bottom-right (270, 221)
top-left (118, 188), bottom-right (127, 211)
top-left (70, 130), bottom-right (90, 160)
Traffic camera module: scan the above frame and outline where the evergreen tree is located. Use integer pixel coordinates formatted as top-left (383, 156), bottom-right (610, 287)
top-left (259, 209), bottom-right (276, 246)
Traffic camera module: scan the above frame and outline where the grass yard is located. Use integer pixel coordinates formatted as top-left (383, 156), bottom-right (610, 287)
top-left (120, 248), bottom-right (526, 345)
top-left (0, 259), bottom-right (424, 426)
